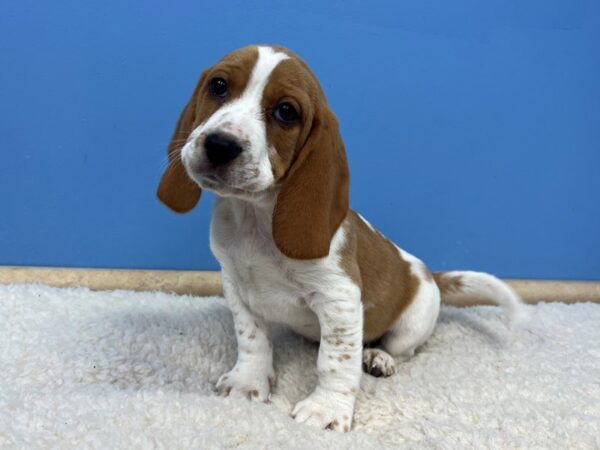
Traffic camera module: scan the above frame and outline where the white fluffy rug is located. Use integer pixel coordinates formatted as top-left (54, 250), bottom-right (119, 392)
top-left (1, 284), bottom-right (599, 449)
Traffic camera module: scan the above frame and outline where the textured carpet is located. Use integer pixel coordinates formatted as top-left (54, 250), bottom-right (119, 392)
top-left (1, 284), bottom-right (598, 449)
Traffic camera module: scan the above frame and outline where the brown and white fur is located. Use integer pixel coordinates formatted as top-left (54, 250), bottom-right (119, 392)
top-left (157, 45), bottom-right (524, 432)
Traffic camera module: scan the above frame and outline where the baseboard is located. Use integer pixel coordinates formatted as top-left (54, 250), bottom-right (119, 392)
top-left (1, 265), bottom-right (599, 305)
top-left (0, 266), bottom-right (222, 296)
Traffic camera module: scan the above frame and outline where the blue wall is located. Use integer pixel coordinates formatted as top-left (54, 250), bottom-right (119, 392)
top-left (1, 0), bottom-right (599, 279)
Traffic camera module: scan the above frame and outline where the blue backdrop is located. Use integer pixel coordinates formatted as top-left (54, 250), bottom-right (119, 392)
top-left (1, 0), bottom-right (599, 279)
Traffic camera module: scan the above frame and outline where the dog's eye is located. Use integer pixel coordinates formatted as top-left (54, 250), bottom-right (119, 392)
top-left (273, 102), bottom-right (299, 125)
top-left (209, 77), bottom-right (228, 98)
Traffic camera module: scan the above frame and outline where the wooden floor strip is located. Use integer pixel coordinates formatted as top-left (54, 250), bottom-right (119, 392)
top-left (1, 266), bottom-right (599, 305)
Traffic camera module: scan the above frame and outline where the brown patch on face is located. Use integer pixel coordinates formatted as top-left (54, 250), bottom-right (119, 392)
top-left (261, 54), bottom-right (318, 182)
top-left (193, 46), bottom-right (259, 127)
top-left (340, 212), bottom-right (422, 342)
top-left (157, 46), bottom-right (259, 213)
top-left (266, 49), bottom-right (350, 260)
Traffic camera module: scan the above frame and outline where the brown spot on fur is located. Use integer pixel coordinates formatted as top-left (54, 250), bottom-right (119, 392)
top-left (247, 390), bottom-right (259, 400)
top-left (248, 331), bottom-right (256, 339)
top-left (326, 420), bottom-right (339, 430)
top-left (433, 272), bottom-right (464, 293)
top-left (344, 425), bottom-right (350, 432)
top-left (341, 354), bottom-right (351, 360)
top-left (340, 211), bottom-right (422, 342)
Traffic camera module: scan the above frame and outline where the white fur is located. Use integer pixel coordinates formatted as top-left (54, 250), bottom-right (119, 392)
top-left (384, 246), bottom-right (441, 358)
top-left (210, 195), bottom-right (363, 431)
top-left (215, 270), bottom-right (274, 402)
top-left (439, 271), bottom-right (527, 326)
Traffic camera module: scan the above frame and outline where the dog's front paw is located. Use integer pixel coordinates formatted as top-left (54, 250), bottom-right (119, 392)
top-left (216, 364), bottom-right (275, 402)
top-left (291, 387), bottom-right (355, 432)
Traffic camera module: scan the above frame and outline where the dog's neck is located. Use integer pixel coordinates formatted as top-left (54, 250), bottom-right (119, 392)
top-left (217, 188), bottom-right (280, 236)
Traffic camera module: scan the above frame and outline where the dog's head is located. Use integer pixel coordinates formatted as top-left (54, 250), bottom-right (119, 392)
top-left (157, 45), bottom-right (349, 259)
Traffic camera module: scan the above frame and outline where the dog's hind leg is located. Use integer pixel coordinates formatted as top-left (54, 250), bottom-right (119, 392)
top-left (382, 273), bottom-right (441, 357)
top-left (362, 273), bottom-right (441, 377)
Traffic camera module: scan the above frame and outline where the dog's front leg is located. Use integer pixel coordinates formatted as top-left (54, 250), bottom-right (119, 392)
top-left (216, 272), bottom-right (274, 402)
top-left (292, 288), bottom-right (363, 432)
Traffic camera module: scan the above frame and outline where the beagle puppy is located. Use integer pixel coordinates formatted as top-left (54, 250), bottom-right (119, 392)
top-left (157, 45), bottom-right (523, 432)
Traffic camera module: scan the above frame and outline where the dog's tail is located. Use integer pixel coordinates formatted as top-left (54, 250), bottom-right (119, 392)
top-left (432, 271), bottom-right (527, 326)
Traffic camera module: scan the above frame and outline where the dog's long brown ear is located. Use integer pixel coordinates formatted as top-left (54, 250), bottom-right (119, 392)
top-left (156, 75), bottom-right (206, 213)
top-left (272, 107), bottom-right (350, 259)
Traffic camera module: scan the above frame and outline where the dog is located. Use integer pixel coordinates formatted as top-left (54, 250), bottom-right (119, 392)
top-left (157, 45), bottom-right (524, 432)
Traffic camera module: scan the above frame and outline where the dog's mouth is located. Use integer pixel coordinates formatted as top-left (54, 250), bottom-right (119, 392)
top-left (199, 173), bottom-right (222, 184)
top-left (196, 172), bottom-right (263, 198)
top-left (182, 147), bottom-right (269, 199)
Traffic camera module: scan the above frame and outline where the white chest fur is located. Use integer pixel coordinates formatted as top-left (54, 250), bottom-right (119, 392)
top-left (210, 198), bottom-right (365, 434)
top-left (209, 196), bottom-right (351, 340)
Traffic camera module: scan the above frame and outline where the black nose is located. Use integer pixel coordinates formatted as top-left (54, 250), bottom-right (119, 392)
top-left (204, 132), bottom-right (243, 167)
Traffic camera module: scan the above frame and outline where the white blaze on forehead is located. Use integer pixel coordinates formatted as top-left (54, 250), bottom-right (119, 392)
top-left (243, 46), bottom-right (290, 104)
top-left (196, 46), bottom-right (290, 133)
